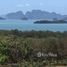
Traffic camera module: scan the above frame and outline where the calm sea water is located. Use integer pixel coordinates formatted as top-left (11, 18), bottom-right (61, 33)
top-left (0, 20), bottom-right (67, 32)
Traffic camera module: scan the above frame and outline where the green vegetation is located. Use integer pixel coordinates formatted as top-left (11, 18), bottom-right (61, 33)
top-left (34, 20), bottom-right (67, 24)
top-left (0, 29), bottom-right (67, 66)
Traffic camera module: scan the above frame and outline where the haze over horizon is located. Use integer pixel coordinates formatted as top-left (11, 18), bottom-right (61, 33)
top-left (0, 0), bottom-right (67, 15)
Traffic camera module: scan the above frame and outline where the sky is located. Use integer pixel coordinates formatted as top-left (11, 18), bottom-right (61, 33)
top-left (0, 0), bottom-right (67, 15)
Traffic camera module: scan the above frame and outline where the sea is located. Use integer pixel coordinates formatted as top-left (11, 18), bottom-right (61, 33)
top-left (0, 20), bottom-right (67, 32)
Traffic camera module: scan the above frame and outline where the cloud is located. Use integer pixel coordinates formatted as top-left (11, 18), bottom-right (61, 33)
top-left (40, 3), bottom-right (43, 6)
top-left (17, 3), bottom-right (30, 8)
top-left (17, 4), bottom-right (23, 7)
top-left (25, 3), bottom-right (30, 6)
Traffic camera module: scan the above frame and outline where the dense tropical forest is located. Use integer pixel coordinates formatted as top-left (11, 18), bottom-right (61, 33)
top-left (0, 30), bottom-right (67, 66)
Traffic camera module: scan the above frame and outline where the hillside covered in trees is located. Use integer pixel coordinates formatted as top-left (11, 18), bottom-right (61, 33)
top-left (0, 30), bottom-right (67, 66)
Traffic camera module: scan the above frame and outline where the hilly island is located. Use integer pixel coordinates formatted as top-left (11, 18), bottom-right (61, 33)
top-left (1, 10), bottom-right (67, 21)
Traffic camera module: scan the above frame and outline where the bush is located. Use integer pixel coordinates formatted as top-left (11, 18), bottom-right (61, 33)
top-left (0, 54), bottom-right (8, 64)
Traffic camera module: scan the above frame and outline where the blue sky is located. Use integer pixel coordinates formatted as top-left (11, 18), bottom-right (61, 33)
top-left (0, 0), bottom-right (67, 15)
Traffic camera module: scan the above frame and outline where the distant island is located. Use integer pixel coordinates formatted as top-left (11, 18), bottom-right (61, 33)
top-left (0, 17), bottom-right (5, 20)
top-left (34, 20), bottom-right (67, 24)
top-left (1, 10), bottom-right (67, 20)
top-left (21, 17), bottom-right (28, 20)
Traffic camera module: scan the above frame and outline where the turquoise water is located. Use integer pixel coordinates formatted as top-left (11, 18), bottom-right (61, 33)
top-left (0, 20), bottom-right (67, 32)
